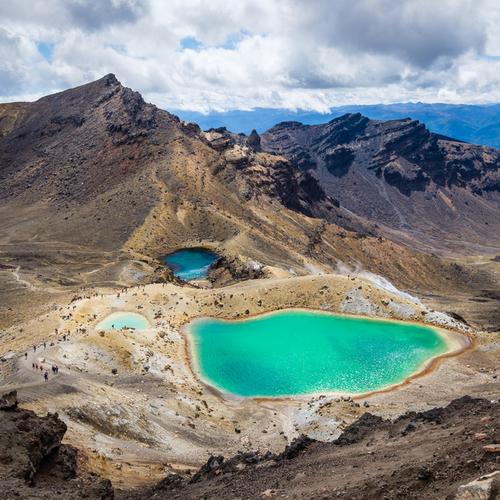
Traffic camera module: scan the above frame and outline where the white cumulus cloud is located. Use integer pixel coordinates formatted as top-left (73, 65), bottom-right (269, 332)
top-left (0, 0), bottom-right (499, 110)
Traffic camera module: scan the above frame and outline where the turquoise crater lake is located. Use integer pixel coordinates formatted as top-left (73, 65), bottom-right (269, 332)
top-left (96, 312), bottom-right (149, 331)
top-left (189, 310), bottom-right (452, 397)
top-left (162, 248), bottom-right (219, 281)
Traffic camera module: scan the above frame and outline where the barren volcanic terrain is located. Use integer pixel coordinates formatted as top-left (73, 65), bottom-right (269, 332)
top-left (0, 76), bottom-right (499, 498)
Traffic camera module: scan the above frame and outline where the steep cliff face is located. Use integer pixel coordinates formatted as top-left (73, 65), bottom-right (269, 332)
top-left (262, 114), bottom-right (500, 251)
top-left (201, 126), bottom-right (340, 219)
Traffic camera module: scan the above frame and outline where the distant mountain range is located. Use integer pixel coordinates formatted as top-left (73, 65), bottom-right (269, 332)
top-left (173, 103), bottom-right (500, 149)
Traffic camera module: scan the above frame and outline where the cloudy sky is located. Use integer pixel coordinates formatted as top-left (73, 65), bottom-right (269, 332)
top-left (1, 0), bottom-right (500, 112)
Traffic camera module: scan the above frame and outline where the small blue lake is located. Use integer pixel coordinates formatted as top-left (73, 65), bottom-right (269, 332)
top-left (96, 312), bottom-right (149, 330)
top-left (162, 248), bottom-right (219, 281)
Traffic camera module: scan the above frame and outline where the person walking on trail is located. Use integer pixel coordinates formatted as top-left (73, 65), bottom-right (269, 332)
top-left (44, 371), bottom-right (48, 382)
top-left (24, 353), bottom-right (27, 360)
top-left (43, 342), bottom-right (46, 349)
top-left (32, 363), bottom-right (35, 369)
top-left (33, 345), bottom-right (36, 352)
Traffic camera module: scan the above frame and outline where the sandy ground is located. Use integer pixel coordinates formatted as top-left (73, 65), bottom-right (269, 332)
top-left (0, 273), bottom-right (498, 488)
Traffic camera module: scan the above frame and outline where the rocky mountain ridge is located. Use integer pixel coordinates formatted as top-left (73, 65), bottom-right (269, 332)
top-left (262, 113), bottom-right (500, 251)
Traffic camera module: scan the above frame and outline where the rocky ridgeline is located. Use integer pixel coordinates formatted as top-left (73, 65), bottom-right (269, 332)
top-left (262, 113), bottom-right (500, 194)
top-left (203, 126), bottom-right (340, 218)
top-left (261, 113), bottom-right (500, 249)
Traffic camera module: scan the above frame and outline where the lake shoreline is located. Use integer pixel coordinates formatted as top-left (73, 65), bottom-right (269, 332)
top-left (184, 307), bottom-right (473, 401)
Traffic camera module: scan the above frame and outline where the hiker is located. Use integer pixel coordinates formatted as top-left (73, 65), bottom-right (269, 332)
top-left (24, 352), bottom-right (27, 360)
top-left (44, 371), bottom-right (48, 382)
top-left (33, 345), bottom-right (36, 352)
top-left (40, 365), bottom-right (43, 372)
top-left (43, 342), bottom-right (46, 349)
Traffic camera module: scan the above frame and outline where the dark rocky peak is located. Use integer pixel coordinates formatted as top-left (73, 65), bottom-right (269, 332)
top-left (0, 75), bottom-right (189, 206)
top-left (34, 72), bottom-right (122, 111)
top-left (210, 126), bottom-right (229, 133)
top-left (262, 110), bottom-right (500, 199)
top-left (327, 112), bottom-right (365, 126)
top-left (101, 72), bottom-right (119, 85)
top-left (372, 118), bottom-right (437, 160)
top-left (246, 129), bottom-right (261, 151)
top-left (1, 74), bottom-right (168, 152)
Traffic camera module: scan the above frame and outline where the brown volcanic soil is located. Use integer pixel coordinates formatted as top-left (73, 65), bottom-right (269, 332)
top-left (122, 396), bottom-right (499, 500)
top-left (2, 390), bottom-right (498, 500)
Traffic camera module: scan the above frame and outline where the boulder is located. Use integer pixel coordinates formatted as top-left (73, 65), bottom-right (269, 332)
top-left (0, 390), bottom-right (17, 410)
top-left (455, 472), bottom-right (499, 499)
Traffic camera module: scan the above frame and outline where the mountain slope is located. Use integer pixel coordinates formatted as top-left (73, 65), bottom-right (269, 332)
top-left (262, 113), bottom-right (500, 253)
top-left (126, 396), bottom-right (500, 499)
top-left (0, 77), bottom-right (498, 333)
top-left (0, 75), bottom-right (351, 254)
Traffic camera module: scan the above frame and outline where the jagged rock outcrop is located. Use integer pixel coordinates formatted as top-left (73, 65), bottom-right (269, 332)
top-left (208, 255), bottom-right (266, 285)
top-left (246, 129), bottom-right (261, 151)
top-left (202, 125), bottom-right (341, 219)
top-left (0, 391), bottom-right (113, 498)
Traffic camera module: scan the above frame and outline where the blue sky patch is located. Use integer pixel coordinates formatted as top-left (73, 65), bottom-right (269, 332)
top-left (36, 41), bottom-right (55, 62)
top-left (180, 36), bottom-right (203, 51)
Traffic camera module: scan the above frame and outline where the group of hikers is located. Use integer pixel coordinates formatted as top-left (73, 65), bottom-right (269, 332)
top-left (24, 340), bottom-right (64, 382)
top-left (30, 360), bottom-right (59, 381)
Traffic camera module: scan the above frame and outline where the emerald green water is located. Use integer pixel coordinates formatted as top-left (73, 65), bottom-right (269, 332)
top-left (189, 310), bottom-right (449, 397)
